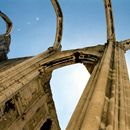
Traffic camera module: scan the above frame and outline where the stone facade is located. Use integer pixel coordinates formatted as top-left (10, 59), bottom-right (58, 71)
top-left (0, 0), bottom-right (130, 130)
top-left (0, 55), bottom-right (61, 130)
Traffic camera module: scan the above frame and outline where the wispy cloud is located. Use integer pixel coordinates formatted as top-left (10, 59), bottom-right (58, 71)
top-left (36, 17), bottom-right (40, 21)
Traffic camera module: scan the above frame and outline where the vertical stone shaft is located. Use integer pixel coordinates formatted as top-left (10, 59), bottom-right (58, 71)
top-left (122, 51), bottom-right (130, 129)
top-left (66, 41), bottom-right (113, 130)
top-left (114, 45), bottom-right (119, 130)
top-left (104, 0), bottom-right (116, 42)
top-left (106, 44), bottom-right (130, 130)
top-left (118, 46), bottom-right (125, 130)
top-left (66, 64), bottom-right (99, 130)
top-left (117, 46), bottom-right (130, 130)
top-left (66, 0), bottom-right (116, 130)
top-left (79, 43), bottom-right (113, 130)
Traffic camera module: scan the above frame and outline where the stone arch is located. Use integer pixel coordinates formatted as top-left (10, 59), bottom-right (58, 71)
top-left (42, 46), bottom-right (103, 74)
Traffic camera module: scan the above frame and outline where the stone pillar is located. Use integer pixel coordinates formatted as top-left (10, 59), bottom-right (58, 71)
top-left (66, 42), bottom-right (113, 130)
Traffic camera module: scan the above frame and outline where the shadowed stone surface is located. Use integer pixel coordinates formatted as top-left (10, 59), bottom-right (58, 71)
top-left (0, 0), bottom-right (130, 130)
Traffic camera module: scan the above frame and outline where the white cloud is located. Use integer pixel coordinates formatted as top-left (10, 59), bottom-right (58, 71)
top-left (36, 17), bottom-right (40, 21)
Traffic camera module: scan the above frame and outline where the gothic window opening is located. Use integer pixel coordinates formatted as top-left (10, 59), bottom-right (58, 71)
top-left (40, 119), bottom-right (52, 130)
top-left (4, 99), bottom-right (15, 114)
top-left (50, 63), bottom-right (90, 129)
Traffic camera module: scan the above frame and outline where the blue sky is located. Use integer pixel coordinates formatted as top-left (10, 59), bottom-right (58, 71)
top-left (0, 0), bottom-right (130, 130)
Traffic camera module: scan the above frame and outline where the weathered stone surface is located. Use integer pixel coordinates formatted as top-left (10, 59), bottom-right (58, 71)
top-left (0, 0), bottom-right (130, 130)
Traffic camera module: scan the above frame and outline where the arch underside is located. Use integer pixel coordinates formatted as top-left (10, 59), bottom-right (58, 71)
top-left (41, 45), bottom-right (105, 74)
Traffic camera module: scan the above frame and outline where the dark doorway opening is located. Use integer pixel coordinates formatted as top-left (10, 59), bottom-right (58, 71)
top-left (40, 119), bottom-right (52, 130)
